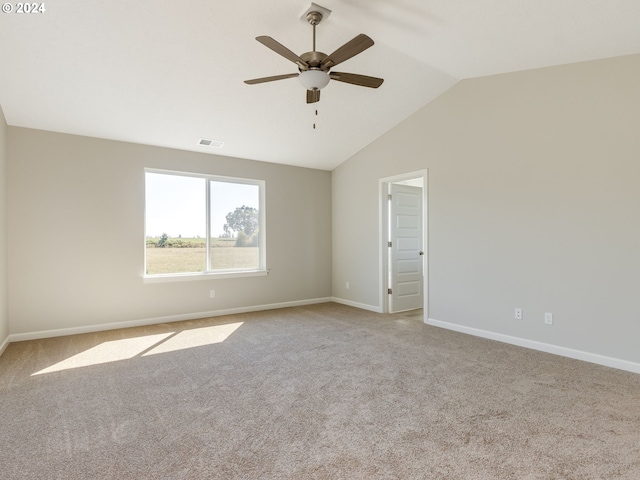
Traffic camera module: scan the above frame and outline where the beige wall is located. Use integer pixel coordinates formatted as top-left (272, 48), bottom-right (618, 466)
top-left (7, 128), bottom-right (332, 336)
top-left (332, 54), bottom-right (640, 365)
top-left (0, 106), bottom-right (7, 349)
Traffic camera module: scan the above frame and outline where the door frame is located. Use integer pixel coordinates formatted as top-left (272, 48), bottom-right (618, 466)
top-left (379, 169), bottom-right (428, 316)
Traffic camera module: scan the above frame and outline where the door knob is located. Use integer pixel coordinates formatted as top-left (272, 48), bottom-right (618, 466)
top-left (419, 251), bottom-right (424, 256)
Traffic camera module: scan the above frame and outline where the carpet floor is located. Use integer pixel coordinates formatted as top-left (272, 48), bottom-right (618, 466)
top-left (1, 303), bottom-right (639, 479)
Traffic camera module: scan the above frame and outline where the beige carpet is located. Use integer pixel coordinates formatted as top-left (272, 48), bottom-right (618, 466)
top-left (1, 303), bottom-right (639, 479)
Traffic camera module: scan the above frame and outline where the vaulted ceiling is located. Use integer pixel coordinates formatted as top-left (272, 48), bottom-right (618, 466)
top-left (2, 1), bottom-right (640, 170)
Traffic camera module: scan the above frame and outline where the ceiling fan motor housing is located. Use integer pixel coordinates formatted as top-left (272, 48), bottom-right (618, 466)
top-left (301, 51), bottom-right (327, 68)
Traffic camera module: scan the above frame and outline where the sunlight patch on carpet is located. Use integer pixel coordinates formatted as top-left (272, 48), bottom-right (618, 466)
top-left (32, 333), bottom-right (175, 375)
top-left (31, 322), bottom-right (244, 375)
top-left (142, 322), bottom-right (243, 356)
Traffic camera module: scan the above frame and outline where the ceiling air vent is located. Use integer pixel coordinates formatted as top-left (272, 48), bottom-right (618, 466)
top-left (198, 138), bottom-right (224, 148)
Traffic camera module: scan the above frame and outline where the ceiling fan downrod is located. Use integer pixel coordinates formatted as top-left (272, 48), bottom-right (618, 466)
top-left (306, 11), bottom-right (323, 52)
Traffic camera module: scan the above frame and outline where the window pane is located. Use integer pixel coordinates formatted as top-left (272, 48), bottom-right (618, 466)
top-left (210, 181), bottom-right (260, 270)
top-left (145, 173), bottom-right (206, 274)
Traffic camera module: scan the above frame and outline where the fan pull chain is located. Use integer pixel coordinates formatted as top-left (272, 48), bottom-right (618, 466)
top-left (313, 108), bottom-right (318, 130)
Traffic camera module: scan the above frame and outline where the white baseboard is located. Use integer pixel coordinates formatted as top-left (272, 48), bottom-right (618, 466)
top-left (331, 297), bottom-right (382, 313)
top-left (426, 318), bottom-right (640, 375)
top-left (8, 297), bottom-right (333, 343)
top-left (0, 335), bottom-right (10, 357)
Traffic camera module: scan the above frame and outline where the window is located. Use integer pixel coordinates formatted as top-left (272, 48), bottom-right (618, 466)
top-left (145, 169), bottom-right (265, 278)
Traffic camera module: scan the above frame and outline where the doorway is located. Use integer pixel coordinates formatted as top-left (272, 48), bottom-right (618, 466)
top-left (380, 170), bottom-right (428, 315)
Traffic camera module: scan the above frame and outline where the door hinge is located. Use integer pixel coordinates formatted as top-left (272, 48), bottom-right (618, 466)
top-left (388, 194), bottom-right (392, 200)
top-left (388, 288), bottom-right (393, 295)
top-left (388, 241), bottom-right (392, 247)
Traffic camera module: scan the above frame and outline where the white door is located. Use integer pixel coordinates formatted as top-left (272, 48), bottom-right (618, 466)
top-left (389, 184), bottom-right (423, 313)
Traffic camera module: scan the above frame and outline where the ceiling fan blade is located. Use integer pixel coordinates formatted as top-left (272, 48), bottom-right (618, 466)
top-left (306, 89), bottom-right (320, 104)
top-left (321, 34), bottom-right (374, 69)
top-left (256, 36), bottom-right (309, 70)
top-left (244, 73), bottom-right (299, 85)
top-left (329, 72), bottom-right (384, 88)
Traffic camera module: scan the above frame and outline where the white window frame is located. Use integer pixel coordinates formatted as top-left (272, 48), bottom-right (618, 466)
top-left (144, 168), bottom-right (267, 283)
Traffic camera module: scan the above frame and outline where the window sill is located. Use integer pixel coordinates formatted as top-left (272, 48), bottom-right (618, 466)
top-left (143, 269), bottom-right (269, 283)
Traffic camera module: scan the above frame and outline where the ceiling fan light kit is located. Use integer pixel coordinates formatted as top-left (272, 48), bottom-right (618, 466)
top-left (244, 3), bottom-right (384, 104)
top-left (298, 69), bottom-right (330, 90)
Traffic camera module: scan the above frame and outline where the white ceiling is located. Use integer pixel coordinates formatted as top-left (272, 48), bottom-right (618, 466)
top-left (2, 0), bottom-right (640, 170)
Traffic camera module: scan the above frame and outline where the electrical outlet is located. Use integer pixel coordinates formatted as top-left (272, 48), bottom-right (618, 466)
top-left (545, 312), bottom-right (553, 325)
top-left (515, 308), bottom-right (523, 320)
top-left (209, 290), bottom-right (216, 299)
top-left (346, 282), bottom-right (350, 290)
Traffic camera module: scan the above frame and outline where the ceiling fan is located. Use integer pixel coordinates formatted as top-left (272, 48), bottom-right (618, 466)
top-left (244, 7), bottom-right (384, 104)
